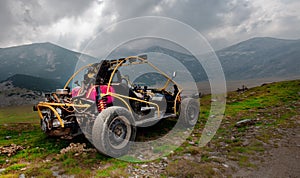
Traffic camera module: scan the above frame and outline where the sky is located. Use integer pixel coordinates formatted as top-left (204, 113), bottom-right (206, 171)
top-left (0, 0), bottom-right (300, 52)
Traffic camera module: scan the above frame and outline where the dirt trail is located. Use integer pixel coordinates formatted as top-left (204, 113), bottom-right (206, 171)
top-left (233, 126), bottom-right (300, 178)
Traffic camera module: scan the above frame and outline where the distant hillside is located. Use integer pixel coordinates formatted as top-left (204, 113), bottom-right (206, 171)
top-left (4, 74), bottom-right (63, 92)
top-left (0, 37), bottom-right (299, 92)
top-left (217, 37), bottom-right (300, 80)
top-left (134, 72), bottom-right (167, 86)
top-left (0, 42), bottom-right (95, 84)
top-left (144, 46), bottom-right (208, 82)
top-left (140, 37), bottom-right (300, 82)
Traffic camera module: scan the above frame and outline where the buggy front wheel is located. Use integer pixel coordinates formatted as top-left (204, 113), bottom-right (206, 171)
top-left (92, 106), bottom-right (136, 157)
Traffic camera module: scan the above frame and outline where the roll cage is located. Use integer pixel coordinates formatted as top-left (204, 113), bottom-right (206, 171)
top-left (36, 55), bottom-right (182, 128)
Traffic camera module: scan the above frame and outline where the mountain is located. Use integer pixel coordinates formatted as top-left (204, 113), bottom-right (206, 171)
top-left (0, 37), bottom-right (299, 93)
top-left (4, 74), bottom-right (63, 92)
top-left (143, 46), bottom-right (208, 82)
top-left (217, 37), bottom-right (300, 80)
top-left (0, 42), bottom-right (95, 84)
top-left (142, 37), bottom-right (300, 81)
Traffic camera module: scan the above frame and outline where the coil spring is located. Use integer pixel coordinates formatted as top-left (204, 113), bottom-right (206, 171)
top-left (97, 99), bottom-right (106, 112)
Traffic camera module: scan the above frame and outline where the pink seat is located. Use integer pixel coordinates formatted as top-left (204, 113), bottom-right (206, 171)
top-left (72, 85), bottom-right (115, 103)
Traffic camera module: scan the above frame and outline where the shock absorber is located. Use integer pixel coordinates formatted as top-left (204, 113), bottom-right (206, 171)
top-left (96, 86), bottom-right (107, 112)
top-left (97, 98), bottom-right (107, 112)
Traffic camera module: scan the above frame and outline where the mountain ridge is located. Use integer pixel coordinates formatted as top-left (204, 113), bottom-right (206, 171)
top-left (0, 37), bottom-right (299, 92)
top-left (217, 37), bottom-right (300, 80)
top-left (0, 42), bottom-right (96, 84)
top-left (4, 74), bottom-right (63, 92)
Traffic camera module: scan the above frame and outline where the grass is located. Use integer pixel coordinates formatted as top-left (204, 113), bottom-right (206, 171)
top-left (153, 145), bottom-right (178, 154)
top-left (0, 105), bottom-right (37, 124)
top-left (165, 80), bottom-right (300, 177)
top-left (5, 163), bottom-right (27, 171)
top-left (166, 160), bottom-right (218, 177)
top-left (0, 80), bottom-right (299, 177)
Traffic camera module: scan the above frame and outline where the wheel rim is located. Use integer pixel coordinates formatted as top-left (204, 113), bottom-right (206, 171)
top-left (187, 105), bottom-right (198, 124)
top-left (108, 116), bottom-right (131, 149)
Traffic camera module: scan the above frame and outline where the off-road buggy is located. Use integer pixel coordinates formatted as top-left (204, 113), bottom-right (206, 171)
top-left (33, 55), bottom-right (199, 157)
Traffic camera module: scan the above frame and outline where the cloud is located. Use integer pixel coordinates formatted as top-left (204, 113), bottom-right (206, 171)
top-left (0, 0), bottom-right (299, 51)
top-left (205, 0), bottom-right (300, 49)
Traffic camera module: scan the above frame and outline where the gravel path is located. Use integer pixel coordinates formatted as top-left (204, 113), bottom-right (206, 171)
top-left (233, 126), bottom-right (300, 178)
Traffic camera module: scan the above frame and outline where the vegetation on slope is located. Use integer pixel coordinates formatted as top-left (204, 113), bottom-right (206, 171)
top-left (0, 80), bottom-right (299, 177)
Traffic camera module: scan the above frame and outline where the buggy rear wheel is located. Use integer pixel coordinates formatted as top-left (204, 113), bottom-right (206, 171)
top-left (92, 106), bottom-right (136, 157)
top-left (179, 98), bottom-right (200, 127)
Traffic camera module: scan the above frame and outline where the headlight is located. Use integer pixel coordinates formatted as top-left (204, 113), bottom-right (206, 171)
top-left (52, 119), bottom-right (61, 127)
top-left (56, 108), bottom-right (62, 116)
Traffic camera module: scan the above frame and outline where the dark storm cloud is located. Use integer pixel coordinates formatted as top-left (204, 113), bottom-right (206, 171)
top-left (0, 0), bottom-right (299, 51)
top-left (102, 0), bottom-right (161, 19)
top-left (0, 1), bottom-right (17, 45)
top-left (156, 0), bottom-right (229, 31)
top-left (11, 0), bottom-right (94, 25)
top-left (97, 0), bottom-right (256, 50)
top-left (0, 0), bottom-right (95, 47)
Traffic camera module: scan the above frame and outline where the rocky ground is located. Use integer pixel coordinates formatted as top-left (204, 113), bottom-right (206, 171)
top-left (124, 81), bottom-right (300, 177)
top-left (234, 125), bottom-right (300, 178)
top-left (0, 81), bottom-right (43, 107)
top-left (122, 117), bottom-right (299, 178)
top-left (0, 80), bottom-right (299, 177)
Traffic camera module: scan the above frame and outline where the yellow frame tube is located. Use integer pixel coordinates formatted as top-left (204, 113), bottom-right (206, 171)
top-left (104, 55), bottom-right (183, 116)
top-left (37, 103), bottom-right (65, 128)
top-left (110, 92), bottom-right (160, 117)
top-left (108, 93), bottom-right (132, 112)
top-left (173, 89), bottom-right (183, 114)
top-left (64, 63), bottom-right (93, 89)
top-left (38, 102), bottom-right (90, 108)
top-left (37, 55), bottom-right (182, 127)
top-left (36, 102), bottom-right (91, 128)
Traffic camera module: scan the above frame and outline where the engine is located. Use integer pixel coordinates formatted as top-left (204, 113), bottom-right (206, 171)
top-left (34, 88), bottom-right (79, 138)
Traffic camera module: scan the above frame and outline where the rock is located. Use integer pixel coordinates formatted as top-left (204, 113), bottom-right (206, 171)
top-left (208, 156), bottom-right (222, 162)
top-left (43, 159), bottom-right (50, 163)
top-left (161, 157), bottom-right (168, 161)
top-left (0, 168), bottom-right (6, 173)
top-left (60, 143), bottom-right (93, 155)
top-left (52, 170), bottom-right (60, 177)
top-left (184, 153), bottom-right (191, 157)
top-left (208, 152), bottom-right (220, 156)
top-left (0, 144), bottom-right (24, 157)
top-left (137, 155), bottom-right (144, 160)
top-left (19, 174), bottom-right (25, 178)
top-left (219, 142), bottom-right (226, 147)
top-left (206, 132), bottom-right (212, 136)
top-left (5, 136), bottom-right (12, 140)
top-left (222, 163), bottom-right (229, 168)
top-left (141, 164), bottom-right (148, 168)
top-left (188, 141), bottom-right (195, 145)
top-left (235, 119), bottom-right (256, 127)
top-left (213, 168), bottom-right (220, 173)
top-left (242, 140), bottom-right (251, 146)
